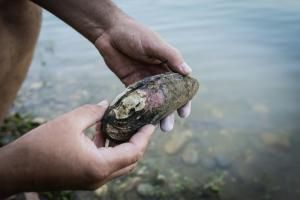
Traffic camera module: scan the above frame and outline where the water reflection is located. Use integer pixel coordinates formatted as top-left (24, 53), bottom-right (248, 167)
top-left (15, 0), bottom-right (300, 199)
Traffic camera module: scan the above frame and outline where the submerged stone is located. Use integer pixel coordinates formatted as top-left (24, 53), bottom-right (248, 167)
top-left (102, 72), bottom-right (199, 143)
top-left (136, 183), bottom-right (156, 197)
top-left (260, 132), bottom-right (290, 148)
top-left (214, 154), bottom-right (231, 169)
top-left (94, 185), bottom-right (108, 197)
top-left (164, 130), bottom-right (193, 154)
top-left (181, 142), bottom-right (199, 165)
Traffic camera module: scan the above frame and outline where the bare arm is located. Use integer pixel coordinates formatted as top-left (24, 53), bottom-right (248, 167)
top-left (31, 0), bottom-right (126, 43)
top-left (33, 0), bottom-right (192, 130)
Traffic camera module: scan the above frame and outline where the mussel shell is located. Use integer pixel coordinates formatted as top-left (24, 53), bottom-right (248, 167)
top-left (101, 72), bottom-right (199, 143)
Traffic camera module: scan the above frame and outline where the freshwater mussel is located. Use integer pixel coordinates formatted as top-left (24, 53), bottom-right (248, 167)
top-left (102, 72), bottom-right (199, 143)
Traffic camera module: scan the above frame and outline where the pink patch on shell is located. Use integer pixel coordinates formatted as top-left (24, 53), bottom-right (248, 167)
top-left (145, 89), bottom-right (165, 109)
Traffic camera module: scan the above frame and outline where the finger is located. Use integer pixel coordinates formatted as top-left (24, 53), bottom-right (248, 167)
top-left (93, 132), bottom-right (105, 148)
top-left (92, 163), bottom-right (137, 189)
top-left (177, 101), bottom-right (192, 118)
top-left (95, 122), bottom-right (101, 132)
top-left (107, 163), bottom-right (137, 181)
top-left (65, 100), bottom-right (109, 132)
top-left (160, 113), bottom-right (175, 132)
top-left (93, 122), bottom-right (105, 147)
top-left (98, 125), bottom-right (155, 173)
top-left (147, 42), bottom-right (192, 75)
top-left (136, 56), bottom-right (162, 65)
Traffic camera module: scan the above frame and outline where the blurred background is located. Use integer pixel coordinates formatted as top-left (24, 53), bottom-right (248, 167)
top-left (8, 0), bottom-right (300, 199)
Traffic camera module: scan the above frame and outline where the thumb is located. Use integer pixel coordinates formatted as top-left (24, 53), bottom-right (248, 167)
top-left (98, 124), bottom-right (156, 173)
top-left (66, 100), bottom-right (109, 131)
top-left (147, 41), bottom-right (192, 75)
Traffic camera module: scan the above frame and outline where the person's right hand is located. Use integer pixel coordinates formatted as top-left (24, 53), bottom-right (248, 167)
top-left (0, 100), bottom-right (155, 197)
top-left (31, 0), bottom-right (193, 133)
top-left (95, 17), bottom-right (192, 132)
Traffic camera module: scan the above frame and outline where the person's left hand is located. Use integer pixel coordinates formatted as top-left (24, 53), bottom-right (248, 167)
top-left (95, 17), bottom-right (192, 132)
top-left (0, 101), bottom-right (155, 197)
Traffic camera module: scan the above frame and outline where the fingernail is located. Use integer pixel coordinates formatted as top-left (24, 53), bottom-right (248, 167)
top-left (181, 62), bottom-right (192, 74)
top-left (97, 100), bottom-right (109, 107)
top-left (161, 122), bottom-right (173, 132)
top-left (178, 101), bottom-right (191, 118)
top-left (160, 114), bottom-right (175, 132)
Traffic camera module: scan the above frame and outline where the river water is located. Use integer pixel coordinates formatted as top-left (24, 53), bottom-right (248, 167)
top-left (15, 0), bottom-right (300, 199)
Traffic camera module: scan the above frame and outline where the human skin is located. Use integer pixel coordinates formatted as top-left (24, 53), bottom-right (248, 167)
top-left (32, 0), bottom-right (193, 131)
top-left (0, 0), bottom-right (191, 130)
top-left (0, 0), bottom-right (41, 123)
top-left (0, 0), bottom-right (193, 196)
top-left (0, 101), bottom-right (156, 197)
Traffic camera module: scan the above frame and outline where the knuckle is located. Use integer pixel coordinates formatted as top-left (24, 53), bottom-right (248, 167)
top-left (129, 152), bottom-right (142, 164)
top-left (95, 33), bottom-right (110, 48)
top-left (129, 155), bottom-right (139, 164)
top-left (125, 165), bottom-right (137, 176)
top-left (82, 104), bottom-right (99, 116)
top-left (130, 164), bottom-right (138, 172)
top-left (135, 148), bottom-right (144, 162)
top-left (172, 47), bottom-right (182, 58)
top-left (87, 162), bottom-right (110, 181)
top-left (92, 168), bottom-right (110, 183)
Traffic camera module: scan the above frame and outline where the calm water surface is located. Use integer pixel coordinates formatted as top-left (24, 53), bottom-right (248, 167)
top-left (15, 0), bottom-right (300, 199)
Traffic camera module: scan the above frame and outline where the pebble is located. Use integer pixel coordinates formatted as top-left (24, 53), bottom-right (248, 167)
top-left (24, 193), bottom-right (39, 200)
top-left (260, 132), bottom-right (290, 148)
top-left (94, 184), bottom-right (108, 197)
top-left (201, 157), bottom-right (217, 169)
top-left (164, 130), bottom-right (193, 154)
top-left (136, 166), bottom-right (148, 176)
top-left (214, 154), bottom-right (231, 169)
top-left (211, 108), bottom-right (224, 119)
top-left (33, 117), bottom-right (46, 124)
top-left (117, 177), bottom-right (142, 193)
top-left (181, 143), bottom-right (199, 165)
top-left (30, 82), bottom-right (44, 90)
top-left (136, 183), bottom-right (156, 197)
top-left (252, 103), bottom-right (269, 114)
top-left (156, 174), bottom-right (167, 185)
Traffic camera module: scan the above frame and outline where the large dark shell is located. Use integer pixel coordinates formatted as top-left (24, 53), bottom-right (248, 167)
top-left (101, 72), bottom-right (199, 143)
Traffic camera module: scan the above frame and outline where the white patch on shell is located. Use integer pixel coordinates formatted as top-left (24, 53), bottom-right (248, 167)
top-left (110, 88), bottom-right (132, 105)
top-left (113, 90), bottom-right (147, 119)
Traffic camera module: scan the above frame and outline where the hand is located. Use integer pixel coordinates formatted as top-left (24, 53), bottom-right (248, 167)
top-left (0, 100), bottom-right (155, 196)
top-left (95, 17), bottom-right (192, 132)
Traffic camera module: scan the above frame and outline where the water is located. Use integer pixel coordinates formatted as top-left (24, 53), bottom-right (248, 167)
top-left (15, 0), bottom-right (300, 199)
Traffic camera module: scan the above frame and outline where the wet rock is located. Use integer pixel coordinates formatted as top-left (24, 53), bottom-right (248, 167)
top-left (33, 117), bottom-right (46, 124)
top-left (201, 157), bottom-right (217, 169)
top-left (137, 183), bottom-right (156, 197)
top-left (252, 103), bottom-right (269, 114)
top-left (214, 154), bottom-right (231, 169)
top-left (117, 177), bottom-right (142, 193)
top-left (136, 166), bottom-right (148, 176)
top-left (181, 143), bottom-right (199, 165)
top-left (210, 108), bottom-right (224, 119)
top-left (94, 184), bottom-right (108, 197)
top-left (0, 135), bottom-right (14, 146)
top-left (30, 82), bottom-right (44, 90)
top-left (260, 132), bottom-right (290, 148)
top-left (219, 129), bottom-right (231, 136)
top-left (164, 130), bottom-right (193, 154)
top-left (24, 192), bottom-right (39, 200)
top-left (155, 174), bottom-right (167, 185)
top-left (102, 72), bottom-right (199, 143)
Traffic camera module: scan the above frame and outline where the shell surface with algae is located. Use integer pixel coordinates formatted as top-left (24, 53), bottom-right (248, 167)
top-left (101, 72), bottom-right (199, 143)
